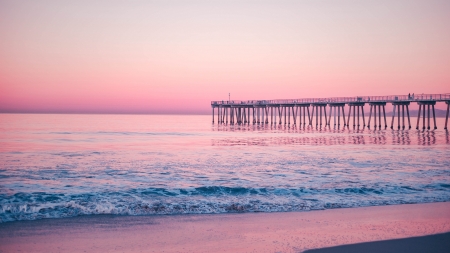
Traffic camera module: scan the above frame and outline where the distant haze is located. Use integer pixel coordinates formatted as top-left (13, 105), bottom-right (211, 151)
top-left (1, 0), bottom-right (449, 114)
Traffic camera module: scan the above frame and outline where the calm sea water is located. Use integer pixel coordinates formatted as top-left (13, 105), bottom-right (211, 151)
top-left (0, 114), bottom-right (449, 222)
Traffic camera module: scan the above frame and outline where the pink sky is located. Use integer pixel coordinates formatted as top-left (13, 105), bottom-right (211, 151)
top-left (1, 0), bottom-right (449, 114)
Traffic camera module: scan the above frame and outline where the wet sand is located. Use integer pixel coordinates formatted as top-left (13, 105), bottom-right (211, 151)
top-left (304, 232), bottom-right (450, 253)
top-left (1, 202), bottom-right (449, 253)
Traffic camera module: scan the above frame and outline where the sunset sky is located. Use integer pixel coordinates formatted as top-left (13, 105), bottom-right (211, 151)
top-left (1, 0), bottom-right (449, 114)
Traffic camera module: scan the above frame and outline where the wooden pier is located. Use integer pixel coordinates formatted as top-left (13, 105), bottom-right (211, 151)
top-left (211, 93), bottom-right (450, 130)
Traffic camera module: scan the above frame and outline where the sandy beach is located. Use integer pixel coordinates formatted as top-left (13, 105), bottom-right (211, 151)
top-left (1, 202), bottom-right (449, 253)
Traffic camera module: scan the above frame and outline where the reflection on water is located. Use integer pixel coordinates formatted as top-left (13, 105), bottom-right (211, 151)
top-left (416, 130), bottom-right (436, 146)
top-left (0, 114), bottom-right (449, 223)
top-left (212, 122), bottom-right (448, 146)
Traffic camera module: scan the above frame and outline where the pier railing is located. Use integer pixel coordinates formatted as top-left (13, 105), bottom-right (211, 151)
top-left (211, 93), bottom-right (450, 106)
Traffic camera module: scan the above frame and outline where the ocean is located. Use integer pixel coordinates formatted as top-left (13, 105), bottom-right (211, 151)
top-left (0, 113), bottom-right (449, 223)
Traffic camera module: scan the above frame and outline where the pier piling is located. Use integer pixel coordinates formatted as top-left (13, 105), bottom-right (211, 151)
top-left (211, 94), bottom-right (449, 129)
top-left (416, 101), bottom-right (437, 130)
top-left (391, 102), bottom-right (410, 130)
top-left (445, 101), bottom-right (450, 130)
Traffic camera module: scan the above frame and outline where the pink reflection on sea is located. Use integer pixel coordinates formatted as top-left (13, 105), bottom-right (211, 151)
top-left (0, 114), bottom-right (449, 222)
top-left (211, 118), bottom-right (449, 146)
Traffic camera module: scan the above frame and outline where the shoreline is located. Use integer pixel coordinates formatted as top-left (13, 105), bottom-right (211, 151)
top-left (1, 202), bottom-right (450, 252)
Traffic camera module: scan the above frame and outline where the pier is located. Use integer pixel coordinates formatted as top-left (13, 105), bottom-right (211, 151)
top-left (211, 93), bottom-right (450, 130)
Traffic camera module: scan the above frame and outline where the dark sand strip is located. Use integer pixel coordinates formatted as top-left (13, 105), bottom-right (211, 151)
top-left (304, 232), bottom-right (450, 253)
top-left (1, 202), bottom-right (450, 253)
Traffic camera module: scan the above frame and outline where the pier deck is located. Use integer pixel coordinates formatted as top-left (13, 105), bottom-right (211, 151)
top-left (211, 93), bottom-right (450, 130)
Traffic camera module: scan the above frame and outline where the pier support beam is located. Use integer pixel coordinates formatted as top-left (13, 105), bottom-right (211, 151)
top-left (288, 106), bottom-right (291, 125)
top-left (273, 107), bottom-right (276, 125)
top-left (391, 102), bottom-right (411, 130)
top-left (292, 106), bottom-right (297, 125)
top-left (347, 102), bottom-right (365, 129)
top-left (368, 102), bottom-right (387, 129)
top-left (422, 103), bottom-right (425, 129)
top-left (328, 106), bottom-right (332, 126)
top-left (260, 107), bottom-right (263, 124)
top-left (362, 106), bottom-right (366, 127)
top-left (298, 106), bottom-right (302, 126)
top-left (225, 107), bottom-right (228, 124)
top-left (232, 107), bottom-right (235, 124)
top-left (292, 104), bottom-right (311, 127)
top-left (352, 105), bottom-right (355, 127)
top-left (319, 105), bottom-right (322, 126)
top-left (224, 107), bottom-right (227, 124)
top-left (278, 106), bottom-right (282, 125)
top-left (338, 106), bottom-right (341, 126)
top-left (416, 101), bottom-right (437, 130)
top-left (311, 104), bottom-right (327, 127)
top-left (327, 104), bottom-right (346, 127)
top-left (432, 104), bottom-right (436, 130)
top-left (252, 107), bottom-right (256, 124)
top-left (405, 105), bottom-right (410, 129)
top-left (342, 106), bottom-right (346, 127)
top-left (347, 105), bottom-right (352, 127)
top-left (307, 107), bottom-right (311, 126)
top-left (372, 105), bottom-right (376, 128)
top-left (445, 101), bottom-right (450, 130)
top-left (217, 106), bottom-right (221, 123)
top-left (316, 106), bottom-right (318, 126)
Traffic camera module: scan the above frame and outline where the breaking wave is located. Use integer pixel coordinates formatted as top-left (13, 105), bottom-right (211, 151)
top-left (2, 185), bottom-right (450, 222)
